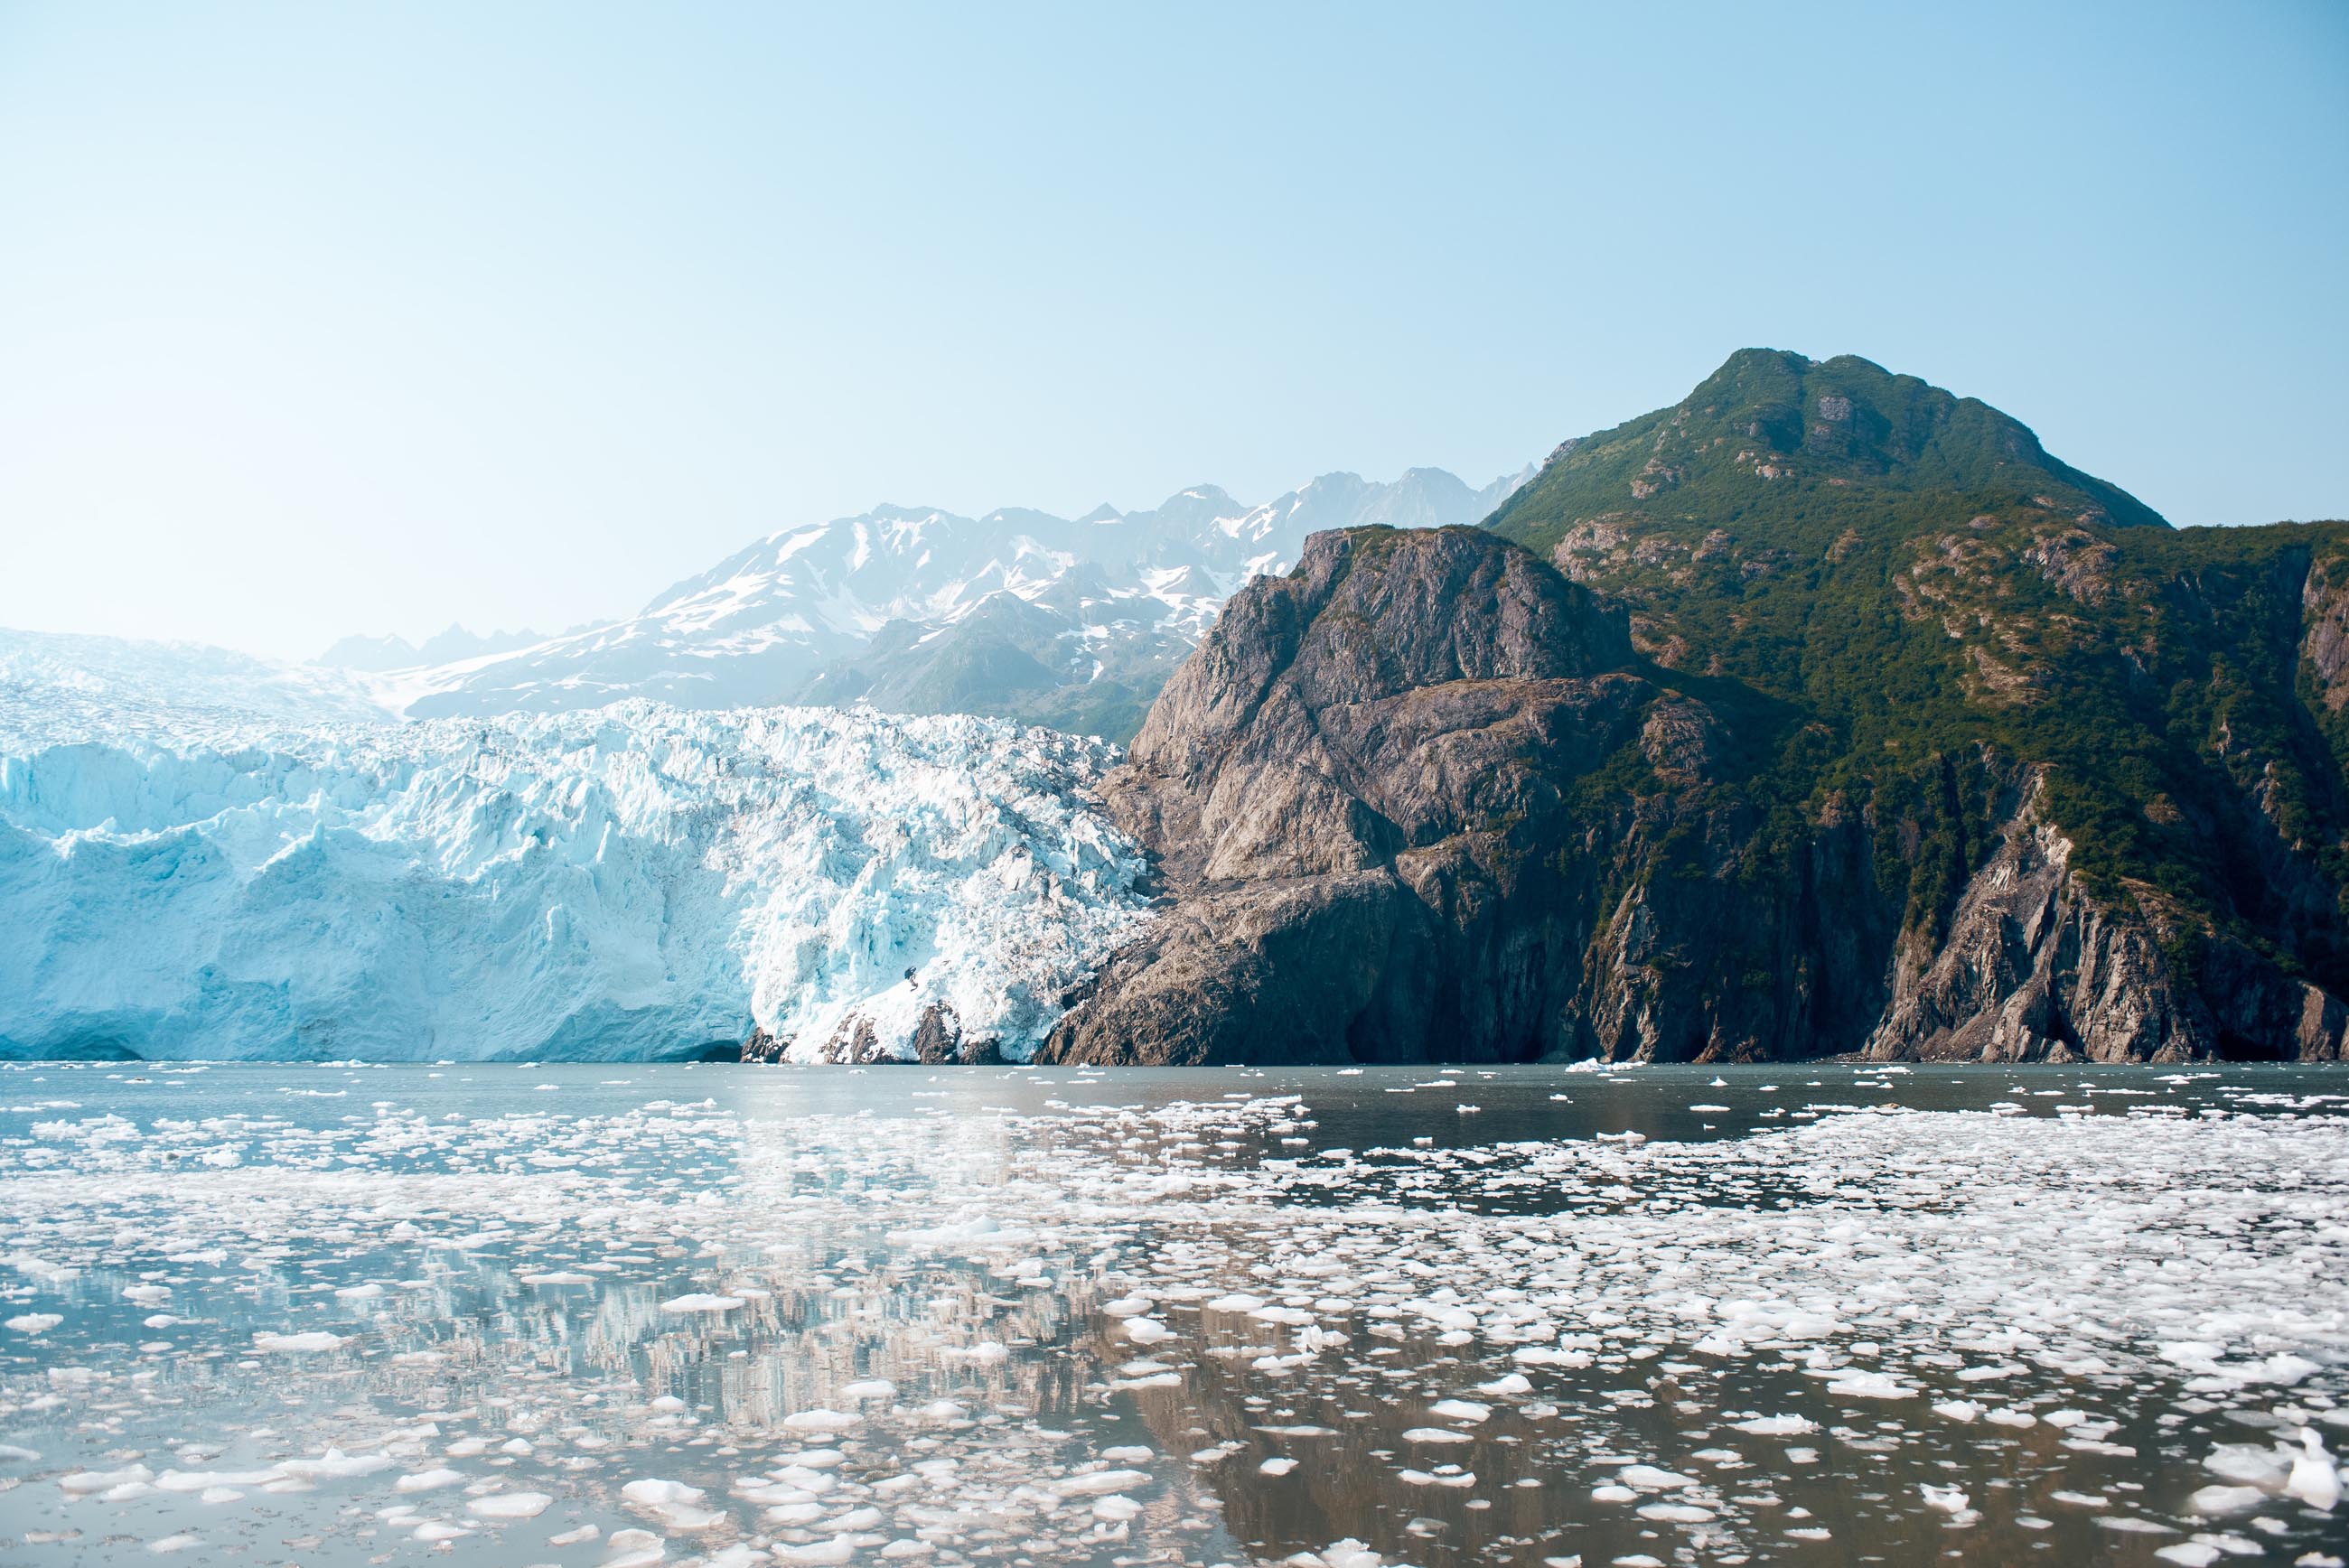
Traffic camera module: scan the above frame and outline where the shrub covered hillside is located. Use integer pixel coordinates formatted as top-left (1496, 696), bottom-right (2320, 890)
top-left (1485, 349), bottom-right (2349, 1047)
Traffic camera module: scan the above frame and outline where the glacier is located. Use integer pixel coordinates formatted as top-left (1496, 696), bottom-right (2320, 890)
top-left (0, 682), bottom-right (1150, 1062)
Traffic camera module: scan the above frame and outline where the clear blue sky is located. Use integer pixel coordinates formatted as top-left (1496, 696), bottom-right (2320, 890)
top-left (2, 2), bottom-right (2344, 659)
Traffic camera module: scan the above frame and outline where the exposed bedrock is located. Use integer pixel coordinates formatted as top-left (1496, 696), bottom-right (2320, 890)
top-left (1037, 527), bottom-right (2348, 1065)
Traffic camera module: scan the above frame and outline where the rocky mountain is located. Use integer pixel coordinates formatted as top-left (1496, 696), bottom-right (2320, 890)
top-left (343, 467), bottom-right (1529, 739)
top-left (1041, 352), bottom-right (2349, 1064)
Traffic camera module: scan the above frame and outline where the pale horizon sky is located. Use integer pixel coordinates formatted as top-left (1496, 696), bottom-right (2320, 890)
top-left (3, 2), bottom-right (2345, 661)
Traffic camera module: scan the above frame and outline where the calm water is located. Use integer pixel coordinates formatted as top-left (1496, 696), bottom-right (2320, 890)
top-left (0, 1061), bottom-right (2344, 1568)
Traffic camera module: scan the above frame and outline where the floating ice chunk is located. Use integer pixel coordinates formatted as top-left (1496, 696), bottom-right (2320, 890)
top-left (1615, 1466), bottom-right (1699, 1491)
top-left (155, 1467), bottom-right (285, 1492)
top-left (1314, 1541), bottom-right (1382, 1568)
top-left (1589, 1484), bottom-right (1636, 1502)
top-left (63, 1464), bottom-right (156, 1493)
top-left (251, 1330), bottom-right (348, 1353)
top-left (1260, 1457), bottom-right (1298, 1476)
top-left (520, 1271), bottom-right (594, 1285)
top-left (1733, 1414), bottom-right (1817, 1435)
top-left (1100, 1294), bottom-right (1153, 1317)
top-left (1933, 1400), bottom-right (1982, 1423)
top-left (1920, 1483), bottom-right (1970, 1515)
top-left (398, 1468), bottom-right (465, 1492)
top-left (781, 1409), bottom-right (859, 1433)
top-left (838, 1379), bottom-right (895, 1402)
top-left (332, 1283), bottom-right (383, 1300)
top-left (1122, 1317), bottom-right (1176, 1344)
top-left (774, 1539), bottom-right (856, 1565)
top-left (468, 1491), bottom-right (552, 1520)
top-left (2153, 1547), bottom-right (2221, 1568)
top-left (622, 1479), bottom-right (706, 1507)
top-left (605, 1526), bottom-right (666, 1568)
top-left (659, 1293), bottom-right (744, 1313)
top-left (1636, 1502), bottom-right (1715, 1523)
top-left (1399, 1469), bottom-right (1476, 1488)
top-left (704, 1549), bottom-right (768, 1568)
top-left (122, 1284), bottom-right (170, 1304)
top-left (2188, 1485), bottom-right (2267, 1514)
top-left (547, 1525), bottom-right (599, 1546)
top-left (1102, 1446), bottom-right (1152, 1462)
top-left (1056, 1468), bottom-right (1152, 1497)
top-left (2204, 1444), bottom-right (2290, 1489)
top-left (2287, 1429), bottom-right (2340, 1510)
top-left (411, 1521), bottom-right (471, 1543)
top-left (1402, 1429), bottom-right (1474, 1445)
top-left (1474, 1373), bottom-right (1532, 1395)
top-left (1207, 1293), bottom-right (1267, 1313)
top-left (146, 1535), bottom-right (201, 1554)
top-left (281, 1449), bottom-right (392, 1479)
top-left (1428, 1399), bottom-right (1490, 1423)
top-left (5, 1313), bottom-right (61, 1334)
top-left (1823, 1371), bottom-right (1914, 1399)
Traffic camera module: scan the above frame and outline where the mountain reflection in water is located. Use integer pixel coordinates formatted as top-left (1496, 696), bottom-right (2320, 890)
top-left (0, 1062), bottom-right (2343, 1568)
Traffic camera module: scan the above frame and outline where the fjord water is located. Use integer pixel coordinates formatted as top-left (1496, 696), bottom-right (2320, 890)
top-left (1, 1063), bottom-right (2344, 1568)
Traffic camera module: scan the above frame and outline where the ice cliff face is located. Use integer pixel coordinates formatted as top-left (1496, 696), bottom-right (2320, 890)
top-left (0, 695), bottom-right (1148, 1062)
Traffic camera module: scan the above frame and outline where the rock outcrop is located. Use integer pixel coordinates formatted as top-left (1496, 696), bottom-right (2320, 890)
top-left (1039, 527), bottom-right (1886, 1065)
top-left (1040, 524), bottom-right (2349, 1065)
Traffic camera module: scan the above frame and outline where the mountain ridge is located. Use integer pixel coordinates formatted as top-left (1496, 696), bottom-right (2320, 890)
top-left (330, 465), bottom-right (1530, 737)
top-left (1041, 350), bottom-right (2349, 1065)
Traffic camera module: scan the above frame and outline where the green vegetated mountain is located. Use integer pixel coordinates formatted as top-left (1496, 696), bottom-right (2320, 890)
top-left (1042, 350), bottom-right (2349, 1064)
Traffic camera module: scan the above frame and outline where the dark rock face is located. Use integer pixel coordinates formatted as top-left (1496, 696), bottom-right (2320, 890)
top-left (1039, 525), bottom-right (2349, 1066)
top-left (1041, 527), bottom-right (1867, 1065)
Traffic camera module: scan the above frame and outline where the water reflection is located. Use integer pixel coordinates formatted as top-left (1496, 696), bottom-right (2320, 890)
top-left (0, 1063), bottom-right (2343, 1567)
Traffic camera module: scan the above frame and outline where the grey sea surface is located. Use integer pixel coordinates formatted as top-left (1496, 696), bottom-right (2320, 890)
top-left (0, 1060), bottom-right (2344, 1568)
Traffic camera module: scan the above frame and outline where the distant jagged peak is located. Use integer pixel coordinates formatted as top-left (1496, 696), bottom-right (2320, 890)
top-left (317, 624), bottom-right (543, 671)
top-left (317, 631), bottom-right (421, 671)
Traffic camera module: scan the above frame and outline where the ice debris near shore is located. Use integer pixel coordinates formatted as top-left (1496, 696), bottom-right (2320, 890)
top-left (0, 700), bottom-right (1148, 1060)
top-left (2, 1077), bottom-right (2346, 1563)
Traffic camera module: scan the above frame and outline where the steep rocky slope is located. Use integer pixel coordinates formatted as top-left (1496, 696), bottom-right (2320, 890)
top-left (1041, 355), bottom-right (2349, 1063)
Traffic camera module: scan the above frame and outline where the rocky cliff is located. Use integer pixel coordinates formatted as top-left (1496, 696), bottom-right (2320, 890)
top-left (1040, 514), bottom-right (2349, 1065)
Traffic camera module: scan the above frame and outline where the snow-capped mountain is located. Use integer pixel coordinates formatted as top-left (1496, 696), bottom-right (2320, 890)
top-left (0, 686), bottom-right (1147, 1063)
top-left (343, 465), bottom-right (1530, 736)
